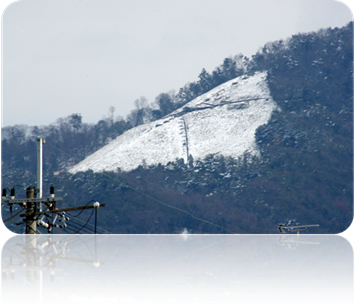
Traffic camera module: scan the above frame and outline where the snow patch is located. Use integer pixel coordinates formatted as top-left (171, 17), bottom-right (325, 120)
top-left (68, 71), bottom-right (277, 173)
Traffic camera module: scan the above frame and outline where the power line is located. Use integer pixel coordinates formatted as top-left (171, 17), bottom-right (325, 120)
top-left (96, 171), bottom-right (235, 233)
top-left (64, 209), bottom-right (95, 234)
top-left (68, 214), bottom-right (111, 234)
top-left (3, 208), bottom-right (26, 223)
top-left (64, 212), bottom-right (100, 234)
top-left (65, 223), bottom-right (93, 234)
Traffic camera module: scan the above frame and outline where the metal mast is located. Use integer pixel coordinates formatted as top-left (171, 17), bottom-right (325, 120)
top-left (37, 138), bottom-right (45, 211)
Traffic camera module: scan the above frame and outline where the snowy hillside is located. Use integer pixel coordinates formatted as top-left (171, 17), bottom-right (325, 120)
top-left (69, 71), bottom-right (278, 173)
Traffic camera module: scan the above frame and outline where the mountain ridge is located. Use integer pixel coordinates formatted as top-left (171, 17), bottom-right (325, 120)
top-left (68, 71), bottom-right (277, 173)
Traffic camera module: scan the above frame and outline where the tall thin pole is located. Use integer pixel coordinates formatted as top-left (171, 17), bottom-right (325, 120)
top-left (36, 138), bottom-right (44, 299)
top-left (37, 138), bottom-right (44, 211)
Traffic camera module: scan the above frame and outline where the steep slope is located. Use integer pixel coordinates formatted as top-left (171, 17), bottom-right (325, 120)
top-left (68, 71), bottom-right (277, 173)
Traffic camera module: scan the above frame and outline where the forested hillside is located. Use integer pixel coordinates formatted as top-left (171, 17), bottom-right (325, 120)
top-left (1, 53), bottom-right (247, 174)
top-left (2, 22), bottom-right (353, 234)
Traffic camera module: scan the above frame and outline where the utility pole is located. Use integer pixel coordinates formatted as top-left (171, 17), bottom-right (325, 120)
top-left (25, 186), bottom-right (37, 234)
top-left (37, 138), bottom-right (45, 211)
top-left (2, 138), bottom-right (106, 234)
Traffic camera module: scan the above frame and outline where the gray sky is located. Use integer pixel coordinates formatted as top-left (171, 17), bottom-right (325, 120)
top-left (1, 0), bottom-right (353, 127)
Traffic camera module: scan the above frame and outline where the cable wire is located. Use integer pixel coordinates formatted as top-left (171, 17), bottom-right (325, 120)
top-left (66, 221), bottom-right (94, 234)
top-left (65, 209), bottom-right (95, 234)
top-left (3, 208), bottom-right (26, 223)
top-left (68, 214), bottom-right (111, 234)
top-left (66, 218), bottom-right (96, 233)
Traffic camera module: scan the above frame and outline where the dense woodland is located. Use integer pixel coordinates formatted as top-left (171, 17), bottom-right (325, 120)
top-left (1, 22), bottom-right (353, 234)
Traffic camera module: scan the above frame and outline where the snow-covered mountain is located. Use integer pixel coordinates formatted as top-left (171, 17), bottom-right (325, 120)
top-left (68, 71), bottom-right (278, 173)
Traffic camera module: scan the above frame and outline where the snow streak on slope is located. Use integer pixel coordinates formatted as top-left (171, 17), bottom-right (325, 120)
top-left (69, 71), bottom-right (277, 173)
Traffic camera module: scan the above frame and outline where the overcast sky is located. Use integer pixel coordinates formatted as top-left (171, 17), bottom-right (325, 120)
top-left (1, 0), bottom-right (353, 127)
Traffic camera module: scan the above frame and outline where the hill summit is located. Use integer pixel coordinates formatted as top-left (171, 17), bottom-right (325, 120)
top-left (69, 71), bottom-right (277, 173)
